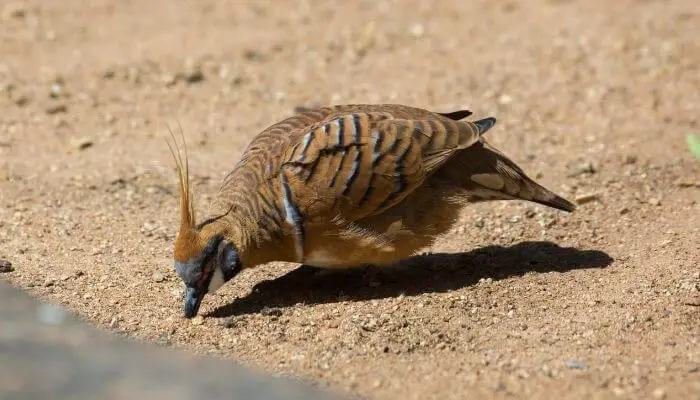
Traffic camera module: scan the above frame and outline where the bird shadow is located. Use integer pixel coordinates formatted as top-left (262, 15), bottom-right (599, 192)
top-left (208, 241), bottom-right (613, 318)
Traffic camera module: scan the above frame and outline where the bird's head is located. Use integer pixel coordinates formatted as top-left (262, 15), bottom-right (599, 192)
top-left (167, 133), bottom-right (242, 318)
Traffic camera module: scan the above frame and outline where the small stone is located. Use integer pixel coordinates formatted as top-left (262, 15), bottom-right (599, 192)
top-left (2, 3), bottom-right (26, 20)
top-left (50, 83), bottom-right (63, 98)
top-left (243, 49), bottom-right (264, 61)
top-left (575, 193), bottom-right (600, 205)
top-left (260, 306), bottom-right (283, 317)
top-left (161, 73), bottom-right (178, 86)
top-left (102, 69), bottom-right (116, 79)
top-left (652, 388), bottom-right (666, 399)
top-left (46, 103), bottom-right (67, 114)
top-left (43, 278), bottom-right (55, 287)
top-left (71, 137), bottom-right (93, 150)
top-left (498, 93), bottom-right (513, 105)
top-left (474, 218), bottom-right (485, 228)
top-left (563, 360), bottom-right (587, 370)
top-left (410, 23), bottom-right (424, 38)
top-left (0, 259), bottom-right (14, 273)
top-left (152, 272), bottom-right (165, 283)
top-left (125, 67), bottom-right (141, 84)
top-left (191, 315), bottom-right (204, 325)
top-left (648, 198), bottom-right (661, 206)
top-left (673, 179), bottom-right (698, 188)
top-left (619, 206), bottom-right (630, 215)
top-left (184, 66), bottom-right (204, 84)
top-left (14, 93), bottom-right (30, 106)
top-left (219, 317), bottom-right (237, 328)
top-left (571, 162), bottom-right (597, 176)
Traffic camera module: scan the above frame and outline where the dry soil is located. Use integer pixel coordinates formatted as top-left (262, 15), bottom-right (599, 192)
top-left (1, 0), bottom-right (699, 399)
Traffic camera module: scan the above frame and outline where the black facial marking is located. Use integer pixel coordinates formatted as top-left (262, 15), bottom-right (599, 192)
top-left (174, 235), bottom-right (224, 288)
top-left (218, 241), bottom-right (242, 281)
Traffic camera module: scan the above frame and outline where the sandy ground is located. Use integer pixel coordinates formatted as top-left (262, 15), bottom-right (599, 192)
top-left (1, 0), bottom-right (699, 399)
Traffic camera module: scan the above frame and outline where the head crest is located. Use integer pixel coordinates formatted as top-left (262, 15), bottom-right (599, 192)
top-left (166, 124), bottom-right (196, 235)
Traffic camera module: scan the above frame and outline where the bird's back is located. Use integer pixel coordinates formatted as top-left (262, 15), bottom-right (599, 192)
top-left (205, 104), bottom-right (573, 268)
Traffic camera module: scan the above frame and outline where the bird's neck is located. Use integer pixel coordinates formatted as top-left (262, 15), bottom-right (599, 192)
top-left (201, 181), bottom-right (296, 268)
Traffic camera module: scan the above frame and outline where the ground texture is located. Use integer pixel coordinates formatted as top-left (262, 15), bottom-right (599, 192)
top-left (1, 0), bottom-right (699, 399)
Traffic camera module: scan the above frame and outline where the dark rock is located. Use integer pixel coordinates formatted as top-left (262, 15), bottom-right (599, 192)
top-left (0, 282), bottom-right (344, 400)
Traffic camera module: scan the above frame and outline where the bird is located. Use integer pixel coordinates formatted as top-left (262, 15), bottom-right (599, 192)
top-left (167, 104), bottom-right (575, 318)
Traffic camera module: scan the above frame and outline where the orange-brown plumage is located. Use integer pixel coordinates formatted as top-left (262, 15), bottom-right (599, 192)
top-left (168, 104), bottom-right (576, 318)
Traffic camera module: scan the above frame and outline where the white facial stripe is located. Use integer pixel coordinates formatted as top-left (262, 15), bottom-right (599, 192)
top-left (207, 267), bottom-right (225, 293)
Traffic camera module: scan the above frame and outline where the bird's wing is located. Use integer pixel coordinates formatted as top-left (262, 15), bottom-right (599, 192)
top-left (278, 111), bottom-right (492, 225)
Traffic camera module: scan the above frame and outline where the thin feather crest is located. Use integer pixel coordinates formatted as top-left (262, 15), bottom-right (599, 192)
top-left (166, 123), bottom-right (196, 233)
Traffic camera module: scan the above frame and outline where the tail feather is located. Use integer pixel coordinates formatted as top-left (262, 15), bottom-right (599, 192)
top-left (436, 140), bottom-right (576, 213)
top-left (472, 117), bottom-right (497, 135)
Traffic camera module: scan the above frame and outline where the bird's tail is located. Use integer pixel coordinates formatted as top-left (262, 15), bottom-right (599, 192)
top-left (435, 122), bottom-right (575, 212)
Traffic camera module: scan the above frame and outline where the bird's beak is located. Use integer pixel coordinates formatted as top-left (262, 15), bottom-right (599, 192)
top-left (183, 285), bottom-right (204, 318)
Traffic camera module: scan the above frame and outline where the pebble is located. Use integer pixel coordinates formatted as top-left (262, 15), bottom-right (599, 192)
top-left (50, 83), bottom-right (63, 98)
top-left (2, 2), bottom-right (26, 20)
top-left (184, 69), bottom-right (204, 84)
top-left (648, 197), bottom-right (661, 206)
top-left (261, 306), bottom-right (283, 317)
top-left (652, 388), bottom-right (666, 399)
top-left (43, 278), bottom-right (55, 287)
top-left (0, 259), bottom-right (13, 273)
top-left (219, 317), bottom-right (237, 328)
top-left (14, 93), bottom-right (30, 106)
top-left (71, 137), bottom-right (94, 150)
top-left (191, 316), bottom-right (204, 325)
top-left (673, 179), bottom-right (698, 188)
top-left (498, 94), bottom-right (513, 105)
top-left (473, 219), bottom-right (485, 228)
top-left (161, 73), bottom-right (178, 87)
top-left (410, 23), bottom-right (424, 38)
top-left (571, 162), bottom-right (597, 176)
top-left (152, 272), bottom-right (165, 283)
top-left (46, 103), bottom-right (67, 114)
top-left (563, 359), bottom-right (587, 370)
top-left (575, 193), bottom-right (600, 205)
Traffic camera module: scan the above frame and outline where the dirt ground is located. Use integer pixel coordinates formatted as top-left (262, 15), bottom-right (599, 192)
top-left (1, 0), bottom-right (699, 399)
